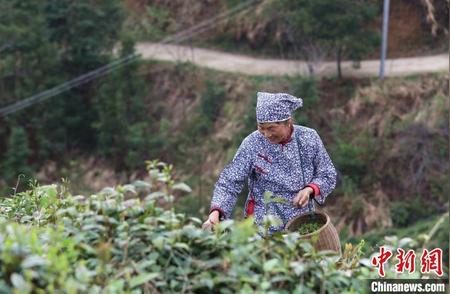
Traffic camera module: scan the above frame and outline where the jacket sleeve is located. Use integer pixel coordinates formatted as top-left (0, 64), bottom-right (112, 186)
top-left (309, 130), bottom-right (337, 205)
top-left (209, 137), bottom-right (253, 220)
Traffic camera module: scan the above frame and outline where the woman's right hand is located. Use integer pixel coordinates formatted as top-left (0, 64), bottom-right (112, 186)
top-left (202, 210), bottom-right (220, 231)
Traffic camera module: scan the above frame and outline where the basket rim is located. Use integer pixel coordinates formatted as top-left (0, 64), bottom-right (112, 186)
top-left (285, 211), bottom-right (331, 237)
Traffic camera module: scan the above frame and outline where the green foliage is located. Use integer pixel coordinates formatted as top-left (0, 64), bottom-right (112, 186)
top-left (331, 139), bottom-right (368, 187)
top-left (0, 223), bottom-right (79, 293)
top-left (191, 80), bottom-right (225, 137)
top-left (44, 0), bottom-right (124, 71)
top-left (125, 5), bottom-right (171, 41)
top-left (0, 1), bottom-right (155, 186)
top-left (338, 240), bottom-right (366, 270)
top-left (273, 0), bottom-right (379, 77)
top-left (1, 127), bottom-right (32, 185)
top-left (289, 76), bottom-right (319, 105)
top-left (234, 92), bottom-right (257, 146)
top-left (297, 220), bottom-right (325, 236)
top-left (33, 0), bottom-right (126, 153)
top-left (201, 80), bottom-right (225, 123)
top-left (0, 0), bottom-right (60, 169)
top-left (390, 202), bottom-right (410, 228)
top-left (0, 162), bottom-right (391, 292)
top-left (390, 199), bottom-right (435, 228)
top-left (94, 35), bottom-right (151, 171)
top-left (0, 0), bottom-right (59, 102)
top-left (177, 80), bottom-right (225, 155)
top-left (289, 76), bottom-right (319, 126)
top-left (222, 0), bottom-right (243, 8)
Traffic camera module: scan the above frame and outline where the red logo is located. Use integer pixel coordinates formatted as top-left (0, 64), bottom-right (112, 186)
top-left (371, 246), bottom-right (393, 277)
top-left (420, 248), bottom-right (443, 276)
top-left (371, 247), bottom-right (444, 277)
top-left (395, 248), bottom-right (416, 274)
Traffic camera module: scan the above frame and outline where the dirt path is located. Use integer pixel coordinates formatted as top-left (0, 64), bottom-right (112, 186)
top-left (136, 42), bottom-right (449, 77)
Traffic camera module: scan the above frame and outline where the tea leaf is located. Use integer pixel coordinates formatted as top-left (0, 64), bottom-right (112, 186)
top-left (172, 182), bottom-right (192, 193)
top-left (129, 273), bottom-right (159, 288)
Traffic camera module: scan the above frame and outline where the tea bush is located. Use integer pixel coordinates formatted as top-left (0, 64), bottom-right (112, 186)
top-left (0, 161), bottom-right (429, 293)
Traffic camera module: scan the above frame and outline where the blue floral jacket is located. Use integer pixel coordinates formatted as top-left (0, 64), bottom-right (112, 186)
top-left (209, 125), bottom-right (337, 233)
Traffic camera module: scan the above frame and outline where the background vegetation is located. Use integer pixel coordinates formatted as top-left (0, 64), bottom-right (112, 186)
top-left (124, 0), bottom-right (448, 58)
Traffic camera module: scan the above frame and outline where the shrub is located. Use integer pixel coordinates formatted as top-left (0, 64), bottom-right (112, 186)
top-left (331, 139), bottom-right (367, 186)
top-left (1, 126), bottom-right (33, 187)
top-left (0, 162), bottom-right (435, 292)
top-left (289, 76), bottom-right (319, 126)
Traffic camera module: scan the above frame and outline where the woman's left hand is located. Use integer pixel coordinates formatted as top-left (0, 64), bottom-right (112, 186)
top-left (293, 187), bottom-right (314, 208)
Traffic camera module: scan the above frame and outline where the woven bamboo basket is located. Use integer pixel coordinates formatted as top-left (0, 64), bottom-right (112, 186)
top-left (285, 211), bottom-right (341, 255)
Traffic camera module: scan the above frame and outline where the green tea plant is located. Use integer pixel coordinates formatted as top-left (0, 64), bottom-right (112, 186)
top-left (0, 161), bottom-right (404, 293)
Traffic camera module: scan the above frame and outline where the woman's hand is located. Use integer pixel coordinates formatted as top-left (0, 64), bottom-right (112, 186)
top-left (201, 210), bottom-right (220, 231)
top-left (292, 187), bottom-right (314, 208)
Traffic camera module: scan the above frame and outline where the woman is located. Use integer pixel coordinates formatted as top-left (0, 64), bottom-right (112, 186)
top-left (202, 92), bottom-right (336, 234)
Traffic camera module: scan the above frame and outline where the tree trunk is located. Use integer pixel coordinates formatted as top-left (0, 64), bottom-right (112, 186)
top-left (307, 63), bottom-right (314, 76)
top-left (336, 47), bottom-right (342, 79)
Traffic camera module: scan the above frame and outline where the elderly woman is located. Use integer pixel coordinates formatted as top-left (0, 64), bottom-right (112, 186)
top-left (202, 92), bottom-right (337, 234)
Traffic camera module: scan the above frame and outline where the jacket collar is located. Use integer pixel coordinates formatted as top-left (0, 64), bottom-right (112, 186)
top-left (279, 125), bottom-right (294, 146)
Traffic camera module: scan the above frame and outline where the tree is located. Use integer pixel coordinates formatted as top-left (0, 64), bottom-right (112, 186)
top-left (0, 0), bottom-right (130, 187)
top-left (0, 0), bottom-right (60, 170)
top-left (275, 0), bottom-right (380, 78)
top-left (1, 126), bottom-right (32, 186)
top-left (93, 34), bottom-right (151, 172)
top-left (40, 0), bottom-right (125, 152)
top-left (0, 0), bottom-right (59, 106)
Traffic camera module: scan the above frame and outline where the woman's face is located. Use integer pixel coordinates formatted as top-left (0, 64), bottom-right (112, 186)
top-left (257, 120), bottom-right (292, 144)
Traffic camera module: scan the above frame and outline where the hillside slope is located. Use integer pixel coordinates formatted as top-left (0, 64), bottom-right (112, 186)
top-left (37, 61), bottom-right (448, 239)
top-left (139, 65), bottom-right (449, 238)
top-left (125, 0), bottom-right (448, 58)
